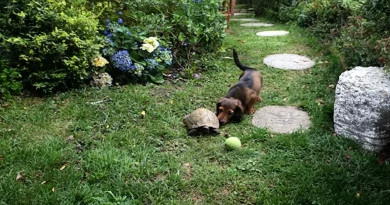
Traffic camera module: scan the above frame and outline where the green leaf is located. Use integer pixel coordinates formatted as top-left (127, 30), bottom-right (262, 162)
top-left (149, 74), bottom-right (164, 84)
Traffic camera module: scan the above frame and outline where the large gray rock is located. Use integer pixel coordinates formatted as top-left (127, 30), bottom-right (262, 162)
top-left (334, 67), bottom-right (390, 152)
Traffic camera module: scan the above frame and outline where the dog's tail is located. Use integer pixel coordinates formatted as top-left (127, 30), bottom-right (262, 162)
top-left (233, 49), bottom-right (253, 71)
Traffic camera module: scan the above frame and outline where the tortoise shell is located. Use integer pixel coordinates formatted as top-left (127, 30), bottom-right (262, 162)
top-left (183, 108), bottom-right (220, 136)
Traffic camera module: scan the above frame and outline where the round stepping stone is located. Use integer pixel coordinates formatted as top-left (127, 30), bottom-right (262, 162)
top-left (263, 54), bottom-right (315, 70)
top-left (234, 13), bottom-right (251, 16)
top-left (240, 23), bottom-right (274, 27)
top-left (256, 30), bottom-right (289, 37)
top-left (231, 18), bottom-right (260, 22)
top-left (252, 106), bottom-right (311, 133)
top-left (234, 9), bottom-right (247, 13)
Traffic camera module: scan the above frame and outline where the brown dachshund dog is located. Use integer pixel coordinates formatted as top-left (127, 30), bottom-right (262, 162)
top-left (216, 49), bottom-right (262, 125)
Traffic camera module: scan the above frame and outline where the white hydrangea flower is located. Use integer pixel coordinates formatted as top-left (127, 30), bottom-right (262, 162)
top-left (140, 37), bottom-right (159, 53)
top-left (140, 43), bottom-right (156, 53)
top-left (92, 56), bottom-right (109, 67)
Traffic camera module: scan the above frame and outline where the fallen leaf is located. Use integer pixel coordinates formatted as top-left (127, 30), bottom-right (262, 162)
top-left (23, 107), bottom-right (28, 110)
top-left (52, 187), bottom-right (55, 192)
top-left (325, 61), bottom-right (329, 64)
top-left (41, 181), bottom-right (46, 185)
top-left (66, 135), bottom-right (74, 141)
top-left (170, 100), bottom-right (173, 105)
top-left (346, 155), bottom-right (351, 160)
top-left (16, 172), bottom-right (24, 181)
top-left (317, 99), bottom-right (324, 105)
top-left (283, 98), bottom-right (288, 101)
top-left (241, 40), bottom-right (246, 43)
top-left (356, 193), bottom-right (360, 197)
top-left (328, 84), bottom-right (335, 88)
top-left (222, 189), bottom-right (229, 195)
top-left (141, 111), bottom-right (146, 118)
top-left (60, 163), bottom-right (67, 171)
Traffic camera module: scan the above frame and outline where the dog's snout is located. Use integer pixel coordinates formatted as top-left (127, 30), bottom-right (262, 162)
top-left (219, 119), bottom-right (225, 124)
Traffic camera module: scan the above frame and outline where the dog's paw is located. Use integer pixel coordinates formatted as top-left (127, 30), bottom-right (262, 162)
top-left (257, 96), bottom-right (263, 102)
top-left (249, 108), bottom-right (255, 115)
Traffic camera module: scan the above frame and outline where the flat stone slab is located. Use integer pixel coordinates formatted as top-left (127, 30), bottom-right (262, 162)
top-left (252, 106), bottom-right (311, 133)
top-left (256, 30), bottom-right (289, 37)
top-left (234, 9), bottom-right (247, 13)
top-left (263, 54), bottom-right (315, 70)
top-left (234, 13), bottom-right (251, 16)
top-left (231, 18), bottom-right (260, 22)
top-left (240, 23), bottom-right (274, 27)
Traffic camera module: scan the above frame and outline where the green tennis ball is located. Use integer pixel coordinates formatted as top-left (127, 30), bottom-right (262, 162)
top-left (225, 137), bottom-right (242, 150)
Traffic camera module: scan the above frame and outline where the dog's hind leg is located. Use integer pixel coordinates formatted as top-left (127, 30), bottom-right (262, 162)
top-left (247, 91), bottom-right (259, 115)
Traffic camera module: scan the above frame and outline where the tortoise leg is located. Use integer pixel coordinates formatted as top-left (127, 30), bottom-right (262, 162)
top-left (188, 129), bottom-right (199, 136)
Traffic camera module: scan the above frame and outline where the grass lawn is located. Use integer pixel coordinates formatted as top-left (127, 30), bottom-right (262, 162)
top-left (1, 10), bottom-right (390, 205)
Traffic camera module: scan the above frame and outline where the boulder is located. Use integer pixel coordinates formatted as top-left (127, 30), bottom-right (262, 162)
top-left (334, 67), bottom-right (390, 152)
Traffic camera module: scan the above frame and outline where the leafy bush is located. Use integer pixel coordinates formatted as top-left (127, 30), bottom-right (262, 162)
top-left (252, 0), bottom-right (290, 17)
top-left (0, 0), bottom-right (104, 92)
top-left (169, 0), bottom-right (226, 68)
top-left (294, 0), bottom-right (352, 39)
top-left (336, 0), bottom-right (390, 68)
top-left (0, 59), bottom-right (22, 99)
top-left (337, 17), bottom-right (379, 67)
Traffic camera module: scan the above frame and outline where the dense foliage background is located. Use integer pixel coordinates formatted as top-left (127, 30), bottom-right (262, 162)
top-left (239, 0), bottom-right (390, 70)
top-left (0, 0), bottom-right (226, 98)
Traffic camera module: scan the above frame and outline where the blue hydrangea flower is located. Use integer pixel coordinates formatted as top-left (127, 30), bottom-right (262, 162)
top-left (106, 19), bottom-right (110, 24)
top-left (158, 47), bottom-right (173, 65)
top-left (111, 50), bottom-right (133, 71)
top-left (103, 30), bottom-right (109, 36)
top-left (130, 63), bottom-right (145, 77)
top-left (145, 58), bottom-right (159, 70)
top-left (118, 11), bottom-right (123, 15)
top-left (124, 28), bottom-right (131, 36)
top-left (118, 18), bottom-right (123, 24)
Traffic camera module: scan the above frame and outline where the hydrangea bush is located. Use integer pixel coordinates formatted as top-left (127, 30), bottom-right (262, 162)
top-left (94, 0), bottom-right (226, 71)
top-left (102, 14), bottom-right (173, 84)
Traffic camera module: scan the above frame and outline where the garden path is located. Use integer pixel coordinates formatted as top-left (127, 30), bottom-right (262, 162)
top-left (229, 9), bottom-right (314, 133)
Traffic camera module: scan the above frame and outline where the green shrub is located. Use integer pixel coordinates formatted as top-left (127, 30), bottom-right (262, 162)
top-left (295, 0), bottom-right (352, 39)
top-left (168, 0), bottom-right (226, 68)
top-left (337, 17), bottom-right (379, 67)
top-left (0, 0), bottom-right (104, 92)
top-left (252, 0), bottom-right (290, 17)
top-left (337, 0), bottom-right (390, 68)
top-left (0, 59), bottom-right (22, 99)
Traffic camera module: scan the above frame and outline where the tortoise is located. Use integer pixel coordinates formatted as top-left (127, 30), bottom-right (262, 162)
top-left (183, 108), bottom-right (220, 136)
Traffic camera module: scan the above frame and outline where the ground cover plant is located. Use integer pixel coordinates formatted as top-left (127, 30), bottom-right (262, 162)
top-left (1, 4), bottom-right (390, 204)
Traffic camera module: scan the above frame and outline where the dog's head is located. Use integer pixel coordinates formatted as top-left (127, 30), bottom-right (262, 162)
top-left (216, 97), bottom-right (244, 125)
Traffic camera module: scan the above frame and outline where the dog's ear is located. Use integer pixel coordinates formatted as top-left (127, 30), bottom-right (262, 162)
top-left (216, 98), bottom-right (224, 115)
top-left (233, 100), bottom-right (244, 121)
